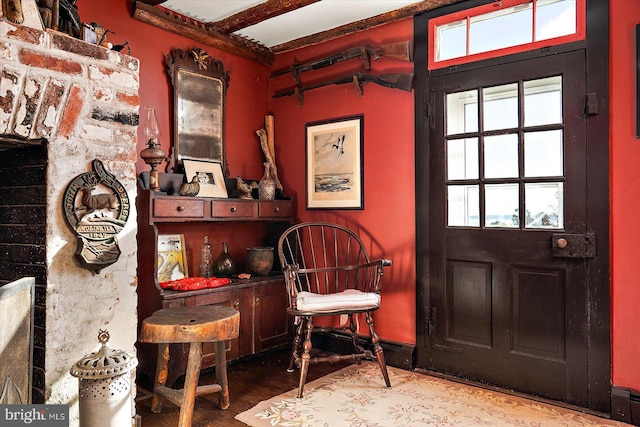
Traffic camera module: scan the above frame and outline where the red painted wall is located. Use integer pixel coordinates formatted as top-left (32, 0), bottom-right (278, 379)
top-left (268, 20), bottom-right (417, 343)
top-left (76, 0), bottom-right (277, 271)
top-left (76, 0), bottom-right (416, 344)
top-left (76, 0), bottom-right (271, 179)
top-left (609, 1), bottom-right (640, 392)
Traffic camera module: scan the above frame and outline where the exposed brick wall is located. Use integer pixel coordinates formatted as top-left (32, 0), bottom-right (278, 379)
top-left (0, 20), bottom-right (139, 420)
top-left (0, 145), bottom-right (47, 402)
top-left (0, 21), bottom-right (140, 141)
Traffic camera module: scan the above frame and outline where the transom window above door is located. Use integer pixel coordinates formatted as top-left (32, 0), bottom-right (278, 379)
top-left (446, 76), bottom-right (564, 229)
top-left (429, 0), bottom-right (585, 70)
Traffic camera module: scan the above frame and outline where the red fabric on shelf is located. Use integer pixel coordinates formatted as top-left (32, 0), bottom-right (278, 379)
top-left (159, 277), bottom-right (232, 291)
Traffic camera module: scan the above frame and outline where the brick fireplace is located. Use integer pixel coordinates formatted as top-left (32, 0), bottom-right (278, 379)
top-left (0, 19), bottom-right (139, 425)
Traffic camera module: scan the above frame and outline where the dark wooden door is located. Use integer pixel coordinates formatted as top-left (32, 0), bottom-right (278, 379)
top-left (423, 50), bottom-right (596, 406)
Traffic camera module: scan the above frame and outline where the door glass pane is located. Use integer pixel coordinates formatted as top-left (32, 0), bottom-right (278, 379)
top-left (430, 0), bottom-right (583, 68)
top-left (448, 138), bottom-right (479, 180)
top-left (485, 183), bottom-right (519, 228)
top-left (436, 19), bottom-right (467, 61)
top-left (525, 182), bottom-right (563, 229)
top-left (447, 90), bottom-right (478, 134)
top-left (536, 0), bottom-right (576, 42)
top-left (448, 185), bottom-right (479, 227)
top-left (524, 130), bottom-right (563, 177)
top-left (483, 84), bottom-right (518, 131)
top-left (484, 134), bottom-right (519, 178)
top-left (524, 76), bottom-right (562, 126)
top-left (444, 64), bottom-right (567, 231)
top-left (469, 4), bottom-right (533, 55)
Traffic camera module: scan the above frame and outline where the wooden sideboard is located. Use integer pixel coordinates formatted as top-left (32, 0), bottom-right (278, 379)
top-left (136, 173), bottom-right (294, 385)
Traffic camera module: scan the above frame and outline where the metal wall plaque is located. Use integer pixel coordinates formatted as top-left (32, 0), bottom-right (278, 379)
top-left (63, 159), bottom-right (130, 273)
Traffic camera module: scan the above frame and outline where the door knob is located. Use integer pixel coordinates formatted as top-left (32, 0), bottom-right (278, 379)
top-left (552, 233), bottom-right (596, 258)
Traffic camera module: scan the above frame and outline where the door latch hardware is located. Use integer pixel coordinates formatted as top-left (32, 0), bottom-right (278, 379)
top-left (552, 233), bottom-right (596, 258)
top-left (585, 92), bottom-right (599, 115)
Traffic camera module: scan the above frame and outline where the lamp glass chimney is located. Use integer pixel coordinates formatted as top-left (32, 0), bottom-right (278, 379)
top-left (143, 106), bottom-right (159, 141)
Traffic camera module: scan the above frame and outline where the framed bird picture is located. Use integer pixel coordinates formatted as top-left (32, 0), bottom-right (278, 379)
top-left (305, 115), bottom-right (364, 209)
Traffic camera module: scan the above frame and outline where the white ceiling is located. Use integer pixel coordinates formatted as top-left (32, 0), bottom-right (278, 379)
top-left (160, 0), bottom-right (422, 48)
top-left (161, 0), bottom-right (265, 22)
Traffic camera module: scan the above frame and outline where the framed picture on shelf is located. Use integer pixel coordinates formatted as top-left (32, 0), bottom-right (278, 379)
top-left (305, 115), bottom-right (364, 209)
top-left (157, 234), bottom-right (188, 282)
top-left (183, 159), bottom-right (228, 198)
top-left (82, 24), bottom-right (98, 44)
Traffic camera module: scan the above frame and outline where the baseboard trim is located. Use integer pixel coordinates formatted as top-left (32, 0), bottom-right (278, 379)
top-left (311, 331), bottom-right (415, 370)
top-left (611, 385), bottom-right (640, 425)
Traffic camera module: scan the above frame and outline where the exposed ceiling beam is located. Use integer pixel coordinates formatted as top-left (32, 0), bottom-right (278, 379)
top-left (132, 1), bottom-right (275, 66)
top-left (209, 0), bottom-right (321, 34)
top-left (271, 0), bottom-right (460, 53)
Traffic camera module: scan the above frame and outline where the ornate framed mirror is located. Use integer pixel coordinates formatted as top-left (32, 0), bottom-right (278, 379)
top-left (166, 48), bottom-right (230, 176)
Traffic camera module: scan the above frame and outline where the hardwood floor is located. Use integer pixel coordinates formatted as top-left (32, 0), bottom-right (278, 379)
top-left (135, 346), bottom-right (351, 427)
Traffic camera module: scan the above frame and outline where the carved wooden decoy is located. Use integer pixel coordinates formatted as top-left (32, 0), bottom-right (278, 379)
top-left (179, 176), bottom-right (200, 197)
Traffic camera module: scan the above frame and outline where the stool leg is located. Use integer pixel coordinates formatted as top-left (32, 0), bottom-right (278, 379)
top-left (151, 343), bottom-right (170, 413)
top-left (179, 342), bottom-right (202, 427)
top-left (214, 341), bottom-right (230, 409)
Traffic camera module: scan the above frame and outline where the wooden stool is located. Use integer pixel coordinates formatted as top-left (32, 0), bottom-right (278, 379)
top-left (139, 305), bottom-right (240, 427)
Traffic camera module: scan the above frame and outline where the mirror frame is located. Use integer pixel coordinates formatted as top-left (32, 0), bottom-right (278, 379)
top-left (166, 48), bottom-right (231, 176)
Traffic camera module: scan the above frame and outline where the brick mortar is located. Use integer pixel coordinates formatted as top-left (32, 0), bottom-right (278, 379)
top-left (1, 22), bottom-right (139, 75)
top-left (1, 23), bottom-right (140, 142)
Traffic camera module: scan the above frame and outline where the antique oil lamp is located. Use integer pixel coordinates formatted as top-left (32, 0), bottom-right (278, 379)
top-left (139, 106), bottom-right (165, 192)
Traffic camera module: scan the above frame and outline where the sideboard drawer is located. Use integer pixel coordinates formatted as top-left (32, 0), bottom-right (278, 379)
top-left (194, 289), bottom-right (239, 308)
top-left (258, 200), bottom-right (293, 218)
top-left (153, 198), bottom-right (205, 218)
top-left (211, 200), bottom-right (254, 218)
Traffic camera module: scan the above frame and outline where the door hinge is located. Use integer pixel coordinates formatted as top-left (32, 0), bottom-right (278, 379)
top-left (552, 232), bottom-right (596, 258)
top-left (585, 93), bottom-right (598, 115)
top-left (423, 93), bottom-right (429, 121)
top-left (423, 91), bottom-right (434, 129)
top-left (428, 306), bottom-right (436, 336)
top-left (428, 94), bottom-right (435, 129)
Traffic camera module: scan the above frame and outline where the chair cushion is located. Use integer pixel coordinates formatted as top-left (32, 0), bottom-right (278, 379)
top-left (296, 289), bottom-right (380, 313)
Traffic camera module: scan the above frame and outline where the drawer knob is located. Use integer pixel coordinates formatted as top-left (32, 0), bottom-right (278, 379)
top-left (274, 206), bottom-right (280, 213)
top-left (177, 206), bottom-right (185, 212)
top-left (230, 206), bottom-right (237, 213)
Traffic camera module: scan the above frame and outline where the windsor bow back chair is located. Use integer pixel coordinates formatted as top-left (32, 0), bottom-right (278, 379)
top-left (277, 222), bottom-right (392, 398)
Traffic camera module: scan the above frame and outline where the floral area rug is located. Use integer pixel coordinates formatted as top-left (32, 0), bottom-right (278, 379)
top-left (235, 362), bottom-right (630, 427)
